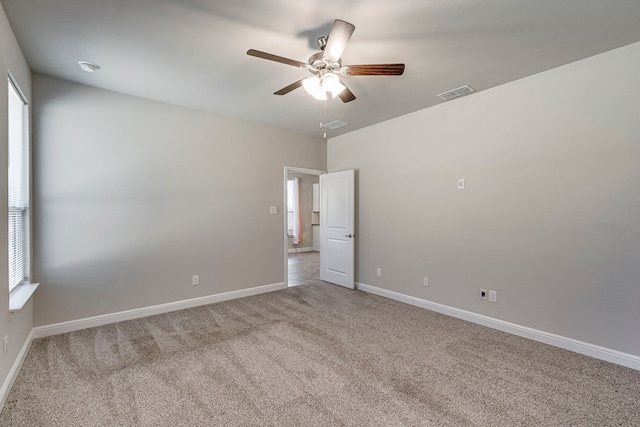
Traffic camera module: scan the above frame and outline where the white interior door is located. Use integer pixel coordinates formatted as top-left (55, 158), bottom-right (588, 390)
top-left (320, 169), bottom-right (355, 289)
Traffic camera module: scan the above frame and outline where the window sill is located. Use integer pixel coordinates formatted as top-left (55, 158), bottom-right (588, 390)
top-left (9, 282), bottom-right (39, 312)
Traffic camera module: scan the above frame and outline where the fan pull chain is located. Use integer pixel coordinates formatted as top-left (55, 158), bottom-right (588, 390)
top-left (322, 98), bottom-right (327, 139)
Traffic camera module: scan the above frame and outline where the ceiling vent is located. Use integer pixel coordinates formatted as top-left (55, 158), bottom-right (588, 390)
top-left (320, 120), bottom-right (349, 130)
top-left (436, 85), bottom-right (475, 101)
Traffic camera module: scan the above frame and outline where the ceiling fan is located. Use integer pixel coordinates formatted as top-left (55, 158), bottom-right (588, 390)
top-left (247, 19), bottom-right (405, 103)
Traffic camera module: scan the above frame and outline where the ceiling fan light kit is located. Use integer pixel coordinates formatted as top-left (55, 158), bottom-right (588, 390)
top-left (247, 19), bottom-right (405, 103)
top-left (302, 73), bottom-right (346, 100)
top-left (302, 76), bottom-right (327, 100)
top-left (322, 74), bottom-right (345, 95)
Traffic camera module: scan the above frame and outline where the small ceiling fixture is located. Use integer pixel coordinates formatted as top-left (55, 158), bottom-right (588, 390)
top-left (78, 61), bottom-right (100, 73)
top-left (320, 120), bottom-right (349, 130)
top-left (436, 85), bottom-right (475, 101)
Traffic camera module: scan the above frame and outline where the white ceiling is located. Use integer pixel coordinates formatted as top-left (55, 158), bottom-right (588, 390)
top-left (3, 0), bottom-right (640, 138)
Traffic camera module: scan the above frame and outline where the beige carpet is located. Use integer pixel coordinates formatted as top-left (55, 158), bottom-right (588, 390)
top-left (1, 283), bottom-right (639, 426)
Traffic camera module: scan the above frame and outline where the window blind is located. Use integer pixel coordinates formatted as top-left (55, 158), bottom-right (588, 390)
top-left (8, 78), bottom-right (29, 292)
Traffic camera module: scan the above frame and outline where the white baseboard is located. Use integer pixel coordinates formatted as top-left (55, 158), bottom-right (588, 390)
top-left (356, 282), bottom-right (640, 371)
top-left (0, 329), bottom-right (34, 411)
top-left (287, 247), bottom-right (315, 253)
top-left (32, 282), bottom-right (286, 338)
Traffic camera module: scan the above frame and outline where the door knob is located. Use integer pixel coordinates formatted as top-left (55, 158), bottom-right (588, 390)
top-left (345, 233), bottom-right (354, 238)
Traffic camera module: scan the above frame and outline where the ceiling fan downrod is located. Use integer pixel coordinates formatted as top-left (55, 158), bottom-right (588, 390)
top-left (317, 36), bottom-right (328, 51)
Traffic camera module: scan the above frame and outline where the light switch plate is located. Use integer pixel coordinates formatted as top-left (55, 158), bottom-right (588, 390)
top-left (458, 179), bottom-right (465, 189)
top-left (489, 290), bottom-right (498, 303)
top-left (269, 206), bottom-right (277, 215)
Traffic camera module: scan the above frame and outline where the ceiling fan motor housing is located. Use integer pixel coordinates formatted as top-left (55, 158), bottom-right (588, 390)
top-left (308, 51), bottom-right (341, 74)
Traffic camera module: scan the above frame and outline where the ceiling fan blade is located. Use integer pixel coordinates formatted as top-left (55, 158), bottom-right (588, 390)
top-left (274, 79), bottom-right (304, 95)
top-left (247, 49), bottom-right (308, 69)
top-left (343, 64), bottom-right (405, 76)
top-left (323, 19), bottom-right (355, 63)
top-left (337, 80), bottom-right (356, 103)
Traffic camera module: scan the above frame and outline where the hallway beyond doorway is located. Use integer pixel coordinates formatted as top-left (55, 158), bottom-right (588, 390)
top-left (288, 251), bottom-right (320, 287)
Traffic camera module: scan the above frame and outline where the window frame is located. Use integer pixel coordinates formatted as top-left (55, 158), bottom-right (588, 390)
top-left (7, 76), bottom-right (31, 293)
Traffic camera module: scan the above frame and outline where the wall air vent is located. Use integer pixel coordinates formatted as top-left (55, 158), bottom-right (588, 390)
top-left (436, 85), bottom-right (475, 101)
top-left (320, 120), bottom-right (349, 130)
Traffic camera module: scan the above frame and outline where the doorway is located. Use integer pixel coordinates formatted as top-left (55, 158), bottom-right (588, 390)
top-left (284, 166), bottom-right (324, 287)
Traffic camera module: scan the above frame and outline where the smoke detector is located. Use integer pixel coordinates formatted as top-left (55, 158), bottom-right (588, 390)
top-left (78, 61), bottom-right (100, 73)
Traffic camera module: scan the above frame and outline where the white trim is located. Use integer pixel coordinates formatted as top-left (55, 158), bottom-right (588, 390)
top-left (0, 329), bottom-right (34, 410)
top-left (32, 282), bottom-right (286, 338)
top-left (287, 247), bottom-right (316, 253)
top-left (356, 282), bottom-right (640, 371)
top-left (9, 282), bottom-right (39, 312)
top-left (285, 166), bottom-right (326, 176)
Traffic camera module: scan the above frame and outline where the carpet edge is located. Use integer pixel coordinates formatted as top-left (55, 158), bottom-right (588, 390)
top-left (32, 282), bottom-right (287, 339)
top-left (0, 328), bottom-right (33, 412)
top-left (356, 282), bottom-right (640, 371)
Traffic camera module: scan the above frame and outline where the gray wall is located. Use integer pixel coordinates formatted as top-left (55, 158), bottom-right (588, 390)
top-left (328, 42), bottom-right (640, 356)
top-left (32, 75), bottom-right (326, 326)
top-left (0, 3), bottom-right (33, 395)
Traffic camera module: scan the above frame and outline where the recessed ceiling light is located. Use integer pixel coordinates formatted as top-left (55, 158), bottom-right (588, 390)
top-left (78, 61), bottom-right (100, 73)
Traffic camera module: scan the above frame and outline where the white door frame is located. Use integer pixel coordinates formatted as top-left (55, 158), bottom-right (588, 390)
top-left (283, 166), bottom-right (325, 287)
